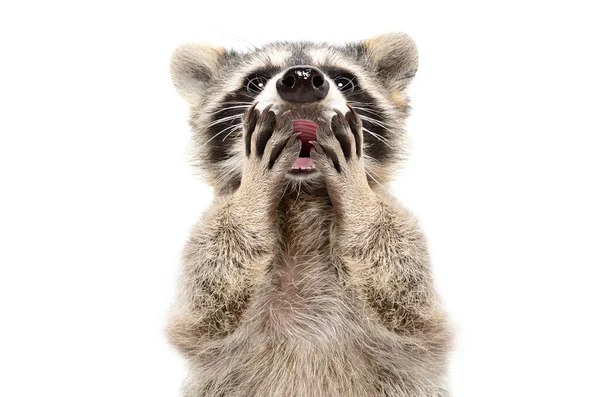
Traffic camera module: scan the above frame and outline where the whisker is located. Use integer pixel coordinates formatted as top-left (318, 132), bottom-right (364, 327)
top-left (203, 123), bottom-right (242, 146)
top-left (214, 162), bottom-right (241, 186)
top-left (344, 89), bottom-right (370, 100)
top-left (236, 93), bottom-right (260, 101)
top-left (365, 168), bottom-right (390, 195)
top-left (222, 124), bottom-right (243, 142)
top-left (363, 128), bottom-right (391, 143)
top-left (358, 115), bottom-right (388, 129)
top-left (206, 114), bottom-right (243, 128)
top-left (352, 107), bottom-right (382, 118)
top-left (211, 103), bottom-right (254, 111)
top-left (347, 100), bottom-right (377, 106)
top-left (208, 105), bottom-right (251, 116)
top-left (363, 128), bottom-right (392, 149)
top-left (347, 102), bottom-right (381, 113)
top-left (218, 101), bottom-right (254, 105)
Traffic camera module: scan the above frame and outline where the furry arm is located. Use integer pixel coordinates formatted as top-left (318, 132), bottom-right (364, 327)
top-left (311, 109), bottom-right (450, 354)
top-left (334, 191), bottom-right (448, 347)
top-left (167, 193), bottom-right (275, 357)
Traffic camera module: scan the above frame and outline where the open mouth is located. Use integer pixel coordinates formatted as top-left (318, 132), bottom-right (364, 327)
top-left (290, 119), bottom-right (318, 173)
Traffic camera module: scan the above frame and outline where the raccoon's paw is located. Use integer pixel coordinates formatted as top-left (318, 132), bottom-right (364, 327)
top-left (311, 106), bottom-right (373, 204)
top-left (238, 105), bottom-right (301, 202)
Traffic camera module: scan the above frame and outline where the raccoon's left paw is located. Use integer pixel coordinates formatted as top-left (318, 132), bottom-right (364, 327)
top-left (311, 106), bottom-right (371, 192)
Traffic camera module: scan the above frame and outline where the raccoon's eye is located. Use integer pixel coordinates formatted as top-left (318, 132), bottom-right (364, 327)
top-left (333, 75), bottom-right (356, 93)
top-left (246, 75), bottom-right (268, 94)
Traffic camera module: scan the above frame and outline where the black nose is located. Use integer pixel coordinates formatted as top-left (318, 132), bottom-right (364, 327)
top-left (276, 66), bottom-right (330, 103)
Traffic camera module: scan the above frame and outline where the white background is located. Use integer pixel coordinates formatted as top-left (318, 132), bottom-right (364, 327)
top-left (1, 1), bottom-right (599, 396)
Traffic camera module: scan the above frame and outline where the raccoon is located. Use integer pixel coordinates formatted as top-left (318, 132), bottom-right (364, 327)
top-left (167, 32), bottom-right (453, 397)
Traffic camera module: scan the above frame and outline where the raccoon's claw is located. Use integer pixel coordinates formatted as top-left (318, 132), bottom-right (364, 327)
top-left (268, 133), bottom-right (302, 169)
top-left (243, 102), bottom-right (258, 127)
top-left (345, 105), bottom-right (363, 156)
top-left (311, 141), bottom-right (342, 173)
top-left (252, 105), bottom-right (276, 158)
top-left (311, 107), bottom-right (365, 176)
top-left (242, 103), bottom-right (259, 157)
top-left (330, 106), bottom-right (363, 158)
top-left (331, 109), bottom-right (354, 159)
top-left (310, 109), bottom-right (373, 208)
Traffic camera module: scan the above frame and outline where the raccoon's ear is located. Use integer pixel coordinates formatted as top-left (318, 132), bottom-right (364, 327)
top-left (362, 32), bottom-right (418, 91)
top-left (170, 43), bottom-right (227, 103)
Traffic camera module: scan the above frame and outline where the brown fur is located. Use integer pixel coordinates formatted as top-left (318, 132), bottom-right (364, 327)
top-left (167, 33), bottom-right (453, 396)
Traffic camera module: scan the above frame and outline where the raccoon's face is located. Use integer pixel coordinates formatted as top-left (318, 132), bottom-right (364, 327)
top-left (171, 32), bottom-right (418, 192)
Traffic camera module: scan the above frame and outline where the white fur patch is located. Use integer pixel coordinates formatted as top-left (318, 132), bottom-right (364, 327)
top-left (254, 71), bottom-right (285, 113)
top-left (309, 48), bottom-right (330, 65)
top-left (268, 50), bottom-right (292, 67)
top-left (321, 76), bottom-right (348, 114)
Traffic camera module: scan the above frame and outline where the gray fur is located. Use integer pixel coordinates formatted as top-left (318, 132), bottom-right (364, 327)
top-left (168, 32), bottom-right (453, 396)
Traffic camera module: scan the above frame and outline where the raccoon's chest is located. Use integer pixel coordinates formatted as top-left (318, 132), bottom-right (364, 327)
top-left (261, 194), bottom-right (347, 336)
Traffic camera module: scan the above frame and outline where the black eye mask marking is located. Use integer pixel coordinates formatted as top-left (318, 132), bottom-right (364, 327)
top-left (243, 66), bottom-right (279, 95)
top-left (321, 66), bottom-right (393, 162)
top-left (204, 67), bottom-right (280, 164)
top-left (204, 90), bottom-right (251, 164)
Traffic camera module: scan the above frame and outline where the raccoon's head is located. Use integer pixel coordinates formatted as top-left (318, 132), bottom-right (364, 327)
top-left (171, 32), bottom-right (418, 193)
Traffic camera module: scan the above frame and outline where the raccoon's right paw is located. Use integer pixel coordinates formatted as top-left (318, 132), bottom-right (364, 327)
top-left (238, 105), bottom-right (301, 202)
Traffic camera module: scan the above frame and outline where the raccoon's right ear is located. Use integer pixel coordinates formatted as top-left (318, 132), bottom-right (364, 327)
top-left (170, 43), bottom-right (227, 103)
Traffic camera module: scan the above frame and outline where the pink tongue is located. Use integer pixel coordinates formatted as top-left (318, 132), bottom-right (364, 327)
top-left (292, 119), bottom-right (318, 143)
top-left (291, 119), bottom-right (317, 169)
top-left (293, 157), bottom-right (314, 168)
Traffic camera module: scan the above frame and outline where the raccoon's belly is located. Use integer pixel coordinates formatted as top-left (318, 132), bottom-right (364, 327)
top-left (187, 257), bottom-right (386, 397)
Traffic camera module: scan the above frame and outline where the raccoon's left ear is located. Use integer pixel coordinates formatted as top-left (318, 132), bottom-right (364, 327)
top-left (361, 32), bottom-right (418, 91)
top-left (170, 43), bottom-right (227, 103)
